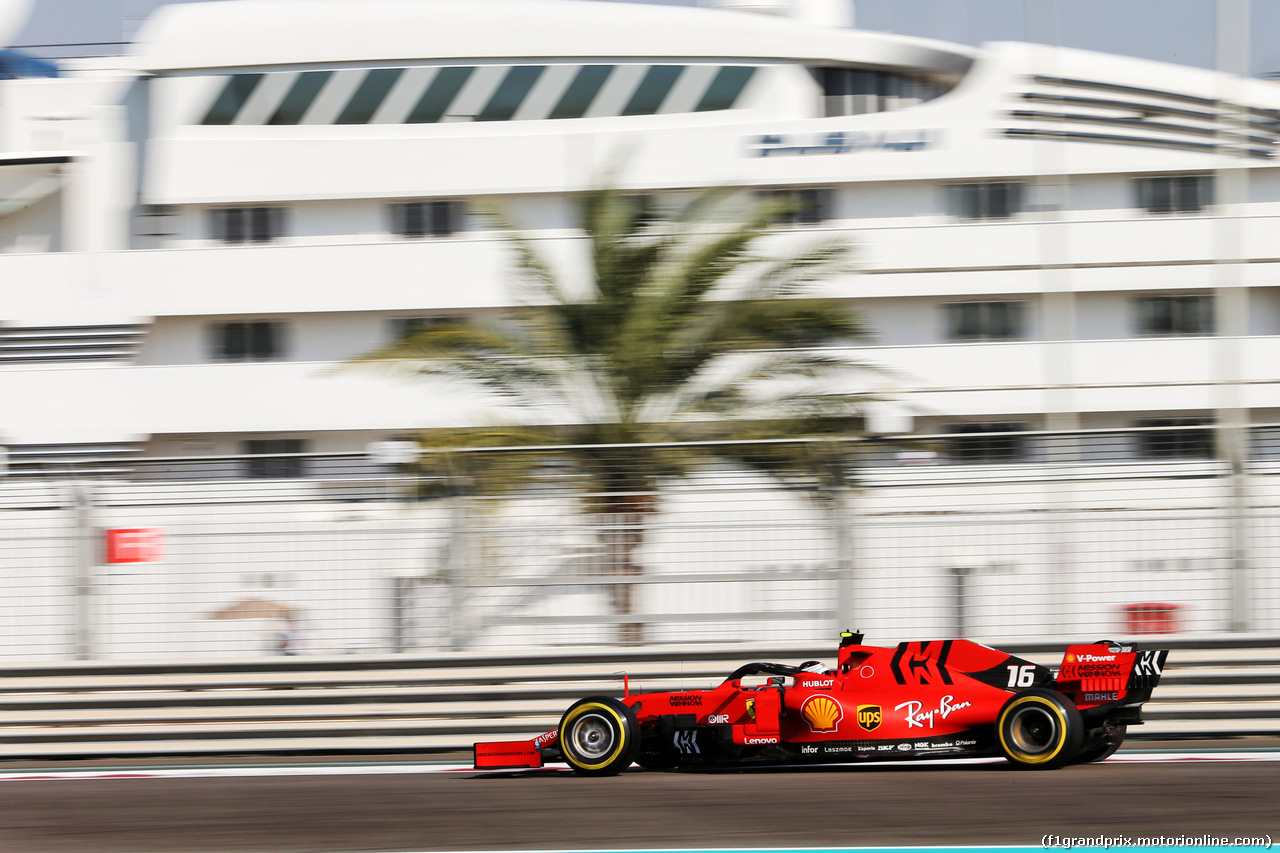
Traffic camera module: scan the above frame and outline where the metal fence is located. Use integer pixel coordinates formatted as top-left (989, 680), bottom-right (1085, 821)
top-left (1, 425), bottom-right (1278, 662)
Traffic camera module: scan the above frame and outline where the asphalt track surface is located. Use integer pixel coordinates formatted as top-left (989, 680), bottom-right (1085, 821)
top-left (1, 754), bottom-right (1277, 852)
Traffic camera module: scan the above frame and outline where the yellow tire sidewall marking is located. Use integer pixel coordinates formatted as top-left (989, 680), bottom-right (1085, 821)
top-left (560, 703), bottom-right (628, 771)
top-left (999, 695), bottom-right (1068, 765)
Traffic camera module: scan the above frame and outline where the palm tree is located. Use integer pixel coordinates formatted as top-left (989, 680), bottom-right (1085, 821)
top-left (354, 187), bottom-right (869, 644)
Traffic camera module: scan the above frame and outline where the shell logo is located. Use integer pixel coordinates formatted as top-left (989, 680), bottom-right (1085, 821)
top-left (1066, 654), bottom-right (1076, 662)
top-left (801, 695), bottom-right (843, 733)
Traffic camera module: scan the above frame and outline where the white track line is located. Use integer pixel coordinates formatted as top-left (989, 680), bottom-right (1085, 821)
top-left (0, 751), bottom-right (1276, 782)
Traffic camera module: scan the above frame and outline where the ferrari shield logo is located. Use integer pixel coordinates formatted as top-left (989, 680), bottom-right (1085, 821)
top-left (745, 698), bottom-right (756, 721)
top-left (856, 704), bottom-right (882, 731)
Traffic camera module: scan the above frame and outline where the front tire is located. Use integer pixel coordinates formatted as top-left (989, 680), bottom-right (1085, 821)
top-left (557, 697), bottom-right (640, 776)
top-left (996, 689), bottom-right (1083, 770)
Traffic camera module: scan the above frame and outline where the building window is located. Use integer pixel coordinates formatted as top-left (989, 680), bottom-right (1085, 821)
top-left (244, 439), bottom-right (307, 478)
top-left (944, 301), bottom-right (1025, 341)
top-left (758, 188), bottom-right (832, 226)
top-left (815, 68), bottom-right (940, 116)
top-left (946, 423), bottom-right (1026, 463)
top-left (1136, 295), bottom-right (1213, 336)
top-left (621, 65), bottom-right (685, 116)
top-left (137, 205), bottom-right (177, 238)
top-left (1135, 418), bottom-right (1213, 459)
top-left (390, 201), bottom-right (466, 238)
top-left (389, 316), bottom-right (459, 341)
top-left (211, 207), bottom-right (284, 244)
top-left (1136, 175), bottom-right (1212, 214)
top-left (947, 182), bottom-right (1024, 220)
top-left (210, 322), bottom-right (286, 361)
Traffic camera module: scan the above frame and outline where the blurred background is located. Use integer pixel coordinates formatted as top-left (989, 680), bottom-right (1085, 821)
top-left (1, 0), bottom-right (1278, 665)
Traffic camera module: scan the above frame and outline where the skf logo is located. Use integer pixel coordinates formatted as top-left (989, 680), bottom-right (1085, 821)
top-left (801, 695), bottom-right (843, 733)
top-left (856, 704), bottom-right (882, 731)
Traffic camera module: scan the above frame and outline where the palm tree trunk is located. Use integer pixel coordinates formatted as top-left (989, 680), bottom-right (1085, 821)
top-left (597, 493), bottom-right (654, 645)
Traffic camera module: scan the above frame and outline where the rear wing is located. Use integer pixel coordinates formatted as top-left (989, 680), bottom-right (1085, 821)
top-left (1054, 642), bottom-right (1169, 712)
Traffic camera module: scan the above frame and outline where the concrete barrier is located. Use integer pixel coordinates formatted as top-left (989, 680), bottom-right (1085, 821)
top-left (1, 635), bottom-right (1277, 759)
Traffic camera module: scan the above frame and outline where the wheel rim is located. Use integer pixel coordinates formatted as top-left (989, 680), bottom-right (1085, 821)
top-left (570, 712), bottom-right (616, 760)
top-left (1009, 705), bottom-right (1059, 755)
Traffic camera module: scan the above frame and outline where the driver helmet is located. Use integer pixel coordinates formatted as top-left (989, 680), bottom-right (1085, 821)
top-left (799, 660), bottom-right (834, 675)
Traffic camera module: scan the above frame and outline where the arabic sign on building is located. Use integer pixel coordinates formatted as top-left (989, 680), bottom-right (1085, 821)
top-left (746, 129), bottom-right (939, 157)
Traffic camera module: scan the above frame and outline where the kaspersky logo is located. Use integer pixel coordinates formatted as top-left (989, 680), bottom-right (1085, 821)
top-left (857, 704), bottom-right (882, 731)
top-left (801, 695), bottom-right (843, 733)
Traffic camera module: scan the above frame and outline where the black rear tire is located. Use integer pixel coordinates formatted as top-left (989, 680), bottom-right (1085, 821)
top-left (557, 696), bottom-right (640, 776)
top-left (996, 689), bottom-right (1083, 770)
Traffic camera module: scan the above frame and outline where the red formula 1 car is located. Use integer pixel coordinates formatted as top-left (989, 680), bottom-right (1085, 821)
top-left (474, 631), bottom-right (1168, 775)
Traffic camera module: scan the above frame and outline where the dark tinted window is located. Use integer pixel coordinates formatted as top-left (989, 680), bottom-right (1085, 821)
top-left (391, 201), bottom-right (465, 237)
top-left (948, 183), bottom-right (1024, 219)
top-left (244, 439), bottom-right (307, 478)
top-left (946, 423), bottom-right (1027, 463)
top-left (212, 322), bottom-right (286, 361)
top-left (406, 66), bottom-right (475, 123)
top-left (477, 66), bottom-right (546, 122)
top-left (758, 188), bottom-right (832, 226)
top-left (335, 68), bottom-right (403, 124)
top-left (268, 71), bottom-right (332, 125)
top-left (550, 65), bottom-right (614, 119)
top-left (945, 302), bottom-right (1025, 341)
top-left (1136, 175), bottom-right (1213, 214)
top-left (1136, 418), bottom-right (1214, 458)
top-left (203, 74), bottom-right (264, 125)
top-left (695, 66), bottom-right (756, 111)
top-left (622, 65), bottom-right (684, 116)
top-left (211, 207), bottom-right (284, 244)
top-left (1136, 295), bottom-right (1213, 335)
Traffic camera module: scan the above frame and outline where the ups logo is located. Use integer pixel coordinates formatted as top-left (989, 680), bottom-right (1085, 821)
top-left (856, 704), bottom-right (882, 731)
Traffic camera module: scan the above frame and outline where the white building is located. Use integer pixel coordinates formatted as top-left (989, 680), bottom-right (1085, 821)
top-left (3, 0), bottom-right (1276, 464)
top-left (1, 0), bottom-right (1277, 657)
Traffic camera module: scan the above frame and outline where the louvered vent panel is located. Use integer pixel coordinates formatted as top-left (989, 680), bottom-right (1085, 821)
top-left (1, 442), bottom-right (143, 478)
top-left (1002, 75), bottom-right (1280, 159)
top-left (0, 325), bottom-right (147, 363)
